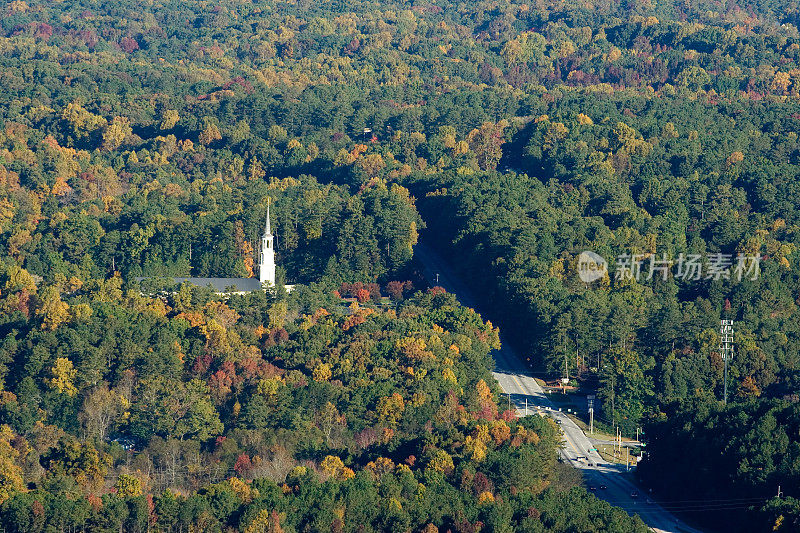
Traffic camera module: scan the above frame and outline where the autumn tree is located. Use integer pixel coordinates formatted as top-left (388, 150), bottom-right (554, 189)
top-left (49, 357), bottom-right (78, 396)
top-left (467, 121), bottom-right (507, 171)
top-left (0, 425), bottom-right (25, 504)
top-left (36, 286), bottom-right (70, 331)
top-left (102, 116), bottom-right (133, 151)
top-left (79, 383), bottom-right (126, 442)
top-left (199, 119), bottom-right (222, 146)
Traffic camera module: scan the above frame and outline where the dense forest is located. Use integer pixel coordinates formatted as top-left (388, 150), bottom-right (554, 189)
top-left (640, 398), bottom-right (800, 532)
top-left (2, 0), bottom-right (800, 530)
top-left (1, 276), bottom-right (653, 531)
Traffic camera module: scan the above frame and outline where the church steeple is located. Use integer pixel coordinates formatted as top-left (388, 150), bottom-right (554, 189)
top-left (259, 202), bottom-right (276, 286)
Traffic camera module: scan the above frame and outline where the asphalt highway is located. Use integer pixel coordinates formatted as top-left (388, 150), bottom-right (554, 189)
top-left (415, 243), bottom-right (705, 533)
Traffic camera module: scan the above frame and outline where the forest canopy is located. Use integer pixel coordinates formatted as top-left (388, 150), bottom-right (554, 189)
top-left (2, 0), bottom-right (800, 530)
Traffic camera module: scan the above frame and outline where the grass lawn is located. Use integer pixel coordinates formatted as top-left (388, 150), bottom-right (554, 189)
top-left (595, 444), bottom-right (637, 466)
top-left (570, 414), bottom-right (618, 442)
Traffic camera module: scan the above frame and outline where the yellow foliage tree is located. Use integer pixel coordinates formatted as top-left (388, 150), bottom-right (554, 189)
top-left (61, 102), bottom-right (107, 138)
top-left (427, 449), bottom-right (454, 474)
top-left (199, 122), bottom-right (222, 146)
top-left (37, 286), bottom-right (70, 330)
top-left (160, 109), bottom-right (180, 130)
top-left (377, 392), bottom-right (405, 427)
top-left (396, 336), bottom-right (431, 360)
top-left (114, 473), bottom-right (142, 498)
top-left (320, 455), bottom-right (355, 481)
top-left (366, 457), bottom-right (395, 478)
top-left (49, 357), bottom-right (77, 396)
top-left (102, 116), bottom-right (132, 151)
top-left (478, 491), bottom-right (495, 504)
top-left (228, 477), bottom-right (258, 502)
top-left (359, 153), bottom-right (386, 177)
top-left (0, 425), bottom-right (25, 504)
top-left (244, 509), bottom-right (285, 533)
top-left (313, 363), bottom-right (332, 382)
top-left (475, 380), bottom-right (493, 403)
top-left (257, 377), bottom-right (283, 398)
top-left (0, 198), bottom-right (15, 233)
top-left (467, 122), bottom-right (506, 171)
top-left (490, 420), bottom-right (511, 444)
top-left (4, 265), bottom-right (36, 292)
top-left (464, 435), bottom-right (487, 462)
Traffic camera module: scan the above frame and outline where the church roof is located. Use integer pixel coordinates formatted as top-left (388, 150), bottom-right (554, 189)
top-left (136, 277), bottom-right (264, 293)
top-left (172, 277), bottom-right (264, 292)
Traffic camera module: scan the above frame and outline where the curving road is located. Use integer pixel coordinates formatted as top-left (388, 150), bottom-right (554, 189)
top-left (415, 242), bottom-right (704, 533)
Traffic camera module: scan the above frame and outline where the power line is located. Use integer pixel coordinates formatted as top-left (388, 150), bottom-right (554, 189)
top-left (598, 498), bottom-right (770, 512)
top-left (590, 496), bottom-right (771, 512)
top-left (617, 496), bottom-right (769, 504)
top-left (614, 502), bottom-right (768, 513)
top-left (589, 495), bottom-right (766, 504)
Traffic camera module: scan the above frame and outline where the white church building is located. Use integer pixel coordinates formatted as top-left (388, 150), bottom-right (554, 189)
top-left (153, 204), bottom-right (286, 294)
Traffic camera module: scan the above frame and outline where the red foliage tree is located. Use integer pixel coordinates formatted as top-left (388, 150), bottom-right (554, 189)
top-left (366, 283), bottom-right (382, 301)
top-left (263, 327), bottom-right (289, 348)
top-left (385, 280), bottom-right (413, 300)
top-left (355, 288), bottom-right (370, 303)
top-left (192, 353), bottom-right (213, 375)
top-left (234, 453), bottom-right (253, 476)
top-left (120, 37), bottom-right (139, 53)
top-left (473, 472), bottom-right (492, 495)
top-left (355, 427), bottom-right (380, 449)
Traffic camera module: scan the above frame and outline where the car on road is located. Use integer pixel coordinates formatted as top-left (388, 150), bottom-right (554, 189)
top-left (599, 485), bottom-right (607, 490)
top-left (630, 491), bottom-right (639, 498)
top-left (588, 486), bottom-right (596, 491)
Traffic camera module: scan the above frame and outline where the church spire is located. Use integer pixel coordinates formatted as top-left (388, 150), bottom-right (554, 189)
top-left (259, 200), bottom-right (276, 286)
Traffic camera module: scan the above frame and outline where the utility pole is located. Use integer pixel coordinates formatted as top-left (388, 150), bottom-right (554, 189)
top-left (777, 486), bottom-right (783, 499)
top-left (720, 320), bottom-right (734, 404)
top-left (611, 373), bottom-right (616, 429)
top-left (636, 427), bottom-right (640, 442)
